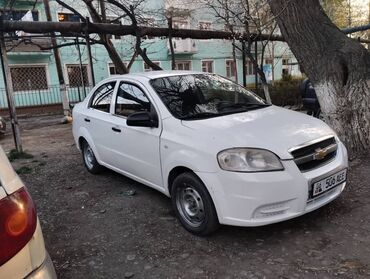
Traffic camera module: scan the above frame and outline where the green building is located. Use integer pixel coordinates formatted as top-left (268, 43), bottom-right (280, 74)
top-left (0, 0), bottom-right (302, 110)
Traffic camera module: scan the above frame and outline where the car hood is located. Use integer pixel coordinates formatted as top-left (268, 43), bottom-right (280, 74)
top-left (180, 106), bottom-right (336, 159)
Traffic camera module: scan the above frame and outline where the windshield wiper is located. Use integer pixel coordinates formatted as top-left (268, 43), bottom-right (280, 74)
top-left (218, 102), bottom-right (270, 112)
top-left (179, 112), bottom-right (221, 120)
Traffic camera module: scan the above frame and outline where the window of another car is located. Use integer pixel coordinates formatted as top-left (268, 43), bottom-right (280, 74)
top-left (114, 82), bottom-right (151, 117)
top-left (89, 81), bottom-right (116, 113)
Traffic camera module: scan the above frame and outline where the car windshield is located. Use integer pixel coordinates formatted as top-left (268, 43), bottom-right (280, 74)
top-left (150, 74), bottom-right (269, 120)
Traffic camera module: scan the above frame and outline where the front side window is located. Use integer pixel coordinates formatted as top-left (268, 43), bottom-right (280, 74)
top-left (90, 82), bottom-right (116, 112)
top-left (115, 82), bottom-right (151, 117)
top-left (150, 74), bottom-right (268, 120)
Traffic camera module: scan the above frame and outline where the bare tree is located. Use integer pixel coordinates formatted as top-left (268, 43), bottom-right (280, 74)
top-left (57, 0), bottom-right (162, 73)
top-left (204, 0), bottom-right (275, 102)
top-left (268, 0), bottom-right (370, 158)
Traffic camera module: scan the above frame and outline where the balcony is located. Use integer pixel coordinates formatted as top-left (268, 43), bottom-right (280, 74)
top-left (5, 34), bottom-right (52, 54)
top-left (169, 38), bottom-right (197, 54)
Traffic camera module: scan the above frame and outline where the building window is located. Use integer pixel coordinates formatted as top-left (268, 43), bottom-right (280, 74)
top-left (108, 62), bottom-right (128, 75)
top-left (109, 63), bottom-right (118, 75)
top-left (199, 21), bottom-right (212, 30)
top-left (175, 61), bottom-right (191, 70)
top-left (144, 61), bottom-right (161, 72)
top-left (265, 58), bottom-right (273, 65)
top-left (202, 60), bottom-right (213, 73)
top-left (282, 68), bottom-right (290, 77)
top-left (282, 58), bottom-right (289, 65)
top-left (3, 10), bottom-right (39, 21)
top-left (245, 60), bottom-right (255, 76)
top-left (58, 13), bottom-right (80, 22)
top-left (225, 60), bottom-right (236, 78)
top-left (173, 20), bottom-right (189, 29)
top-left (10, 65), bottom-right (48, 92)
top-left (66, 65), bottom-right (89, 87)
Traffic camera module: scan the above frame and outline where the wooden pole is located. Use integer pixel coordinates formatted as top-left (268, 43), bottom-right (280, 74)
top-left (85, 18), bottom-right (95, 87)
top-left (76, 37), bottom-right (86, 99)
top-left (254, 40), bottom-right (258, 93)
top-left (0, 31), bottom-right (23, 152)
top-left (99, 0), bottom-right (107, 22)
top-left (242, 40), bottom-right (246, 87)
top-left (43, 0), bottom-right (70, 116)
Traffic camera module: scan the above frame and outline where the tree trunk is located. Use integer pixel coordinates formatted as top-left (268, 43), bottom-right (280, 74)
top-left (267, 0), bottom-right (370, 158)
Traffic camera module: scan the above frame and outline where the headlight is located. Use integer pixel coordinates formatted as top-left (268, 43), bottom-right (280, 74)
top-left (217, 148), bottom-right (284, 172)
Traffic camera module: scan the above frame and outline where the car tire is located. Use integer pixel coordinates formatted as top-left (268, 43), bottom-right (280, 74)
top-left (171, 172), bottom-right (220, 236)
top-left (82, 141), bottom-right (103, 174)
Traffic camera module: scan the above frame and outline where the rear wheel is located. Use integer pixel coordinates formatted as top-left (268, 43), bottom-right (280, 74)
top-left (171, 172), bottom-right (219, 236)
top-left (82, 141), bottom-right (102, 174)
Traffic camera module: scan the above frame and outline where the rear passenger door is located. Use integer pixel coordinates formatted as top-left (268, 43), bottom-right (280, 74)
top-left (83, 81), bottom-right (117, 164)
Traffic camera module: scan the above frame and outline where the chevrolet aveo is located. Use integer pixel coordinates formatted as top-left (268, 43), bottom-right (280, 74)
top-left (73, 71), bottom-right (348, 235)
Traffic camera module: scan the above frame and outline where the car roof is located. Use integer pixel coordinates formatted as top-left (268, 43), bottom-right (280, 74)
top-left (111, 70), bottom-right (208, 81)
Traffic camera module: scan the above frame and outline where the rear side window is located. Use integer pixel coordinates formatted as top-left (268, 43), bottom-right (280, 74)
top-left (115, 82), bottom-right (151, 117)
top-left (89, 81), bottom-right (116, 112)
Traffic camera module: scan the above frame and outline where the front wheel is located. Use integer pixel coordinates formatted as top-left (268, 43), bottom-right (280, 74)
top-left (82, 141), bottom-right (103, 174)
top-left (171, 172), bottom-right (219, 236)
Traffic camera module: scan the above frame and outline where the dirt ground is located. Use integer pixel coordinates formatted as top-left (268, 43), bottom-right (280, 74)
top-left (1, 114), bottom-right (369, 279)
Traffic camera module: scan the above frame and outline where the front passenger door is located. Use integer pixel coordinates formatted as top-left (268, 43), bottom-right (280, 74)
top-left (109, 81), bottom-right (163, 189)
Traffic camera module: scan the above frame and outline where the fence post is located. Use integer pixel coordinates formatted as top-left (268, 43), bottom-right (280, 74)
top-left (85, 17), bottom-right (95, 87)
top-left (242, 40), bottom-right (246, 87)
top-left (76, 37), bottom-right (86, 100)
top-left (0, 27), bottom-right (23, 152)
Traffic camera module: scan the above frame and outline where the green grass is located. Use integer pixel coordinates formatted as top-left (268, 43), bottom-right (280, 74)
top-left (7, 149), bottom-right (34, 162)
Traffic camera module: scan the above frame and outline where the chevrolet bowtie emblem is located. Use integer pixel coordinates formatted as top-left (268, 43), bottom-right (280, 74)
top-left (313, 148), bottom-right (328, 160)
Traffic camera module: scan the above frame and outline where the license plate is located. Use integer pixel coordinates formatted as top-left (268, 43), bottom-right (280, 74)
top-left (312, 169), bottom-right (347, 197)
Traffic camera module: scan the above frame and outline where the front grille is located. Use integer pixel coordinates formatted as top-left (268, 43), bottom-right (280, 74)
top-left (290, 136), bottom-right (337, 172)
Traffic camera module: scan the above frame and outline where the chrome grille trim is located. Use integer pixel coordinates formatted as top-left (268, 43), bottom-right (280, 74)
top-left (293, 143), bottom-right (338, 165)
top-left (288, 135), bottom-right (335, 154)
top-left (289, 136), bottom-right (338, 172)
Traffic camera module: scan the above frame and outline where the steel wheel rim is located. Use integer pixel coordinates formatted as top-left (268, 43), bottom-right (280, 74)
top-left (176, 184), bottom-right (205, 227)
top-left (84, 145), bottom-right (95, 170)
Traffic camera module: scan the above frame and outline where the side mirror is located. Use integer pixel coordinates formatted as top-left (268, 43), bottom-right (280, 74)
top-left (126, 111), bottom-right (158, 128)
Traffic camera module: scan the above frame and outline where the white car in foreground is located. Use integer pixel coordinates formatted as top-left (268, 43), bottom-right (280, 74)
top-left (0, 147), bottom-right (57, 278)
top-left (73, 71), bottom-right (348, 235)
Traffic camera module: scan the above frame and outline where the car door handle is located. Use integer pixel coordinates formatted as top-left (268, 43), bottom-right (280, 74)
top-left (84, 118), bottom-right (91, 122)
top-left (112, 127), bottom-right (121, 133)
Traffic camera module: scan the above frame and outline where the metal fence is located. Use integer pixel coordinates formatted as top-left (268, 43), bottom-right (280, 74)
top-left (0, 84), bottom-right (93, 109)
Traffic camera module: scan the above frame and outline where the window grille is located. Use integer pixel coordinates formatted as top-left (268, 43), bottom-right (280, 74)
top-left (10, 65), bottom-right (48, 92)
top-left (66, 65), bottom-right (89, 87)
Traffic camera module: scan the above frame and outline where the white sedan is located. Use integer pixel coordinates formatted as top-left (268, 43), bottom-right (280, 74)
top-left (72, 71), bottom-right (348, 235)
top-left (0, 147), bottom-right (57, 278)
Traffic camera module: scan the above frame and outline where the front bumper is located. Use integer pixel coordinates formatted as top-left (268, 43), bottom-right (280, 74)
top-left (26, 253), bottom-right (57, 279)
top-left (196, 141), bottom-right (348, 227)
